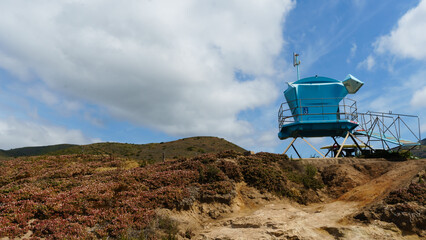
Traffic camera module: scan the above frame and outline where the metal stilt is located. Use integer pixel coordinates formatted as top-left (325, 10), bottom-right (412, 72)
top-left (349, 133), bottom-right (374, 151)
top-left (291, 144), bottom-right (302, 159)
top-left (324, 148), bottom-right (332, 157)
top-left (283, 138), bottom-right (297, 154)
top-left (301, 138), bottom-right (325, 158)
top-left (335, 132), bottom-right (350, 158)
top-left (348, 133), bottom-right (363, 153)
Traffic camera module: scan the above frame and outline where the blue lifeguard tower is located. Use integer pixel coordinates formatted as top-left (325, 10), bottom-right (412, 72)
top-left (279, 54), bottom-right (421, 158)
top-left (278, 74), bottom-right (362, 140)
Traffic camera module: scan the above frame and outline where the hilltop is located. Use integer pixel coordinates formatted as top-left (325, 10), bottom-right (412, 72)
top-left (2, 136), bottom-right (424, 161)
top-left (411, 138), bottom-right (426, 158)
top-left (0, 144), bottom-right (77, 158)
top-left (0, 136), bottom-right (246, 163)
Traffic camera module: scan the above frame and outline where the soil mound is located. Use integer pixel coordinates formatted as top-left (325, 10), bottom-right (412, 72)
top-left (173, 158), bottom-right (426, 239)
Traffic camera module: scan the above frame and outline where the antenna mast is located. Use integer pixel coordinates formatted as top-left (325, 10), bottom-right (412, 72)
top-left (293, 53), bottom-right (301, 80)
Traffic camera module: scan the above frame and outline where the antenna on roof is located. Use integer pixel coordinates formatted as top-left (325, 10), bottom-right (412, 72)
top-left (293, 53), bottom-right (301, 80)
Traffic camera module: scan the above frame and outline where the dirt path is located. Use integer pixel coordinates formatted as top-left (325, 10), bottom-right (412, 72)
top-left (191, 159), bottom-right (425, 240)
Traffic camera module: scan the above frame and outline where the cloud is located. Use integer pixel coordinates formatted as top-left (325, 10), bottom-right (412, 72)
top-left (358, 69), bottom-right (426, 112)
top-left (27, 86), bottom-right (59, 106)
top-left (0, 51), bottom-right (32, 81)
top-left (237, 128), bottom-right (280, 153)
top-left (411, 86), bottom-right (426, 108)
top-left (375, 0), bottom-right (426, 60)
top-left (357, 55), bottom-right (375, 71)
top-left (0, 118), bottom-right (98, 149)
top-left (347, 43), bottom-right (357, 63)
top-left (308, 137), bottom-right (326, 145)
top-left (0, 0), bottom-right (294, 141)
top-left (421, 123), bottom-right (426, 134)
top-left (367, 0), bottom-right (426, 136)
top-left (352, 0), bottom-right (367, 8)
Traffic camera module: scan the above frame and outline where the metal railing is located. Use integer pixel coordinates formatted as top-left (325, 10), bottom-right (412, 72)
top-left (356, 111), bottom-right (421, 149)
top-left (278, 97), bottom-right (358, 129)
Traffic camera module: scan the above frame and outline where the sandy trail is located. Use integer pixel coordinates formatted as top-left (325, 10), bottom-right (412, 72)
top-left (193, 159), bottom-right (425, 240)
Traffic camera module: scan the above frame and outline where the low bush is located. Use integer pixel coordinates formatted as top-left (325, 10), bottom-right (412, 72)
top-left (239, 158), bottom-right (287, 195)
top-left (0, 150), bottom-right (325, 239)
top-left (360, 150), bottom-right (414, 161)
top-left (217, 160), bottom-right (243, 182)
top-left (386, 182), bottom-right (426, 205)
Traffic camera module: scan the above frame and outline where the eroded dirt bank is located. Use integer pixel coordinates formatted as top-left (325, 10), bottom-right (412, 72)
top-left (164, 158), bottom-right (426, 240)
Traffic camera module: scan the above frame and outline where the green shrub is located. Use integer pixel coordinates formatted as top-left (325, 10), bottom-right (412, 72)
top-left (157, 216), bottom-right (178, 239)
top-left (198, 164), bottom-right (226, 183)
top-left (197, 148), bottom-right (205, 153)
top-left (360, 150), bottom-right (413, 161)
top-left (286, 164), bottom-right (324, 190)
top-left (186, 146), bottom-right (195, 151)
top-left (239, 157), bottom-right (287, 196)
top-left (301, 164), bottom-right (324, 190)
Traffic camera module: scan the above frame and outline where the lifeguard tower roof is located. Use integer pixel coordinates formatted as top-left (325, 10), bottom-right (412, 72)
top-left (278, 74), bottom-right (363, 140)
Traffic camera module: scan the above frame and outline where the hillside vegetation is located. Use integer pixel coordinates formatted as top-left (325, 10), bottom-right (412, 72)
top-left (1, 137), bottom-right (425, 239)
top-left (0, 136), bottom-right (246, 163)
top-left (0, 144), bottom-right (77, 158)
top-left (0, 151), bottom-right (322, 239)
top-left (411, 138), bottom-right (426, 158)
top-left (2, 136), bottom-right (424, 161)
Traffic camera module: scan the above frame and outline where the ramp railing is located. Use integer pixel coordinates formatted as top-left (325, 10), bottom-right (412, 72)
top-left (355, 111), bottom-right (421, 149)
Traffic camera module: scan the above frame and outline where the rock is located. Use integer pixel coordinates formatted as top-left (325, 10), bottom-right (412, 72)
top-left (411, 170), bottom-right (425, 184)
top-left (267, 230), bottom-right (285, 237)
top-left (354, 210), bottom-right (373, 222)
top-left (359, 201), bottom-right (426, 236)
top-left (265, 221), bottom-right (279, 229)
top-left (375, 221), bottom-right (402, 233)
top-left (230, 217), bottom-right (263, 228)
top-left (208, 210), bottom-right (221, 219)
top-left (321, 227), bottom-right (346, 239)
top-left (244, 151), bottom-right (255, 156)
top-left (201, 193), bottom-right (235, 205)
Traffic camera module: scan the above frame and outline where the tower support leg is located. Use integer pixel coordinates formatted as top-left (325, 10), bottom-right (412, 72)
top-left (325, 148), bottom-right (332, 157)
top-left (301, 138), bottom-right (325, 158)
top-left (291, 144), bottom-right (302, 159)
top-left (348, 133), bottom-right (362, 153)
top-left (283, 138), bottom-right (297, 155)
top-left (349, 133), bottom-right (374, 151)
top-left (335, 132), bottom-right (350, 158)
